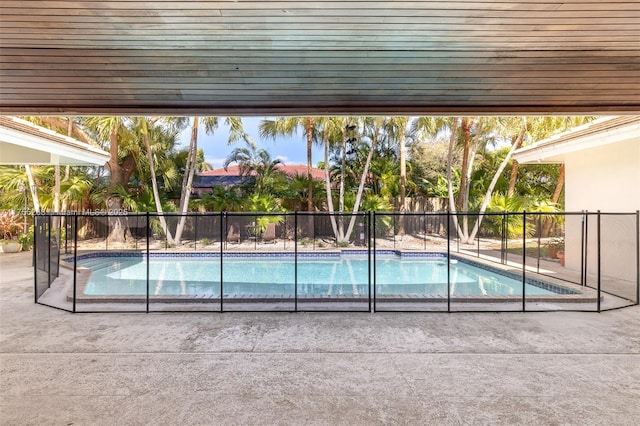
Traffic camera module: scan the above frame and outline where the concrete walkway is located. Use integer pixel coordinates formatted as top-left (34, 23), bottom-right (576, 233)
top-left (1, 251), bottom-right (639, 425)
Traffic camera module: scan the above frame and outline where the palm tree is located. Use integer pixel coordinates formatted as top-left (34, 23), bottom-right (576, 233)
top-left (82, 116), bottom-right (139, 242)
top-left (22, 116), bottom-right (97, 212)
top-left (339, 116), bottom-right (385, 242)
top-left (134, 117), bottom-right (181, 243)
top-left (386, 116), bottom-right (410, 213)
top-left (259, 117), bottom-right (319, 214)
top-left (223, 141), bottom-right (285, 195)
top-left (167, 116), bottom-right (248, 244)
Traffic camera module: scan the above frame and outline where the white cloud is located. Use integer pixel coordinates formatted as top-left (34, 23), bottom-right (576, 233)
top-left (275, 155), bottom-right (289, 164)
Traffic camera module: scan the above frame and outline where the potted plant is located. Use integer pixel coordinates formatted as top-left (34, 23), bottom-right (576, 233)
top-left (546, 237), bottom-right (564, 259)
top-left (0, 211), bottom-right (23, 253)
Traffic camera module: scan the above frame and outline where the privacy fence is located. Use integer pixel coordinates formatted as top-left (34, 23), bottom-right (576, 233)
top-left (34, 211), bottom-right (639, 313)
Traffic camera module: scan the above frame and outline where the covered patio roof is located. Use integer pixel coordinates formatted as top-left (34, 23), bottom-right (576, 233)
top-left (0, 1), bottom-right (638, 115)
top-left (0, 116), bottom-right (110, 166)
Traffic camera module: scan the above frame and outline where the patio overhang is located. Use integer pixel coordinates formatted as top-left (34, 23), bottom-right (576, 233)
top-left (0, 116), bottom-right (110, 166)
top-left (0, 1), bottom-right (639, 116)
top-left (513, 116), bottom-right (640, 164)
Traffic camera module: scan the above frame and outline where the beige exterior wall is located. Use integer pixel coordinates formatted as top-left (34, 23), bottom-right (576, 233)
top-left (564, 137), bottom-right (640, 282)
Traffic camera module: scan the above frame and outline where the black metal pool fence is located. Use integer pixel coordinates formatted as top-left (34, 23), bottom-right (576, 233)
top-left (34, 211), bottom-right (639, 313)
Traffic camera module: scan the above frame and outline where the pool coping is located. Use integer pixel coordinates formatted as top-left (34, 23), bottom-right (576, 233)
top-left (59, 249), bottom-right (601, 304)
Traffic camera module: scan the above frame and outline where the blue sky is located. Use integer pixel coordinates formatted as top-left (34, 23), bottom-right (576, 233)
top-left (177, 117), bottom-right (325, 169)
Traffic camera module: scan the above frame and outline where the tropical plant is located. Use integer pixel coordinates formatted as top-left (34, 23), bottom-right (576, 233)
top-left (484, 193), bottom-right (527, 238)
top-left (280, 173), bottom-right (326, 212)
top-left (224, 141), bottom-right (286, 195)
top-left (244, 193), bottom-right (285, 234)
top-left (197, 187), bottom-right (243, 212)
top-left (361, 194), bottom-right (393, 236)
top-left (18, 225), bottom-right (34, 250)
top-left (0, 211), bottom-right (22, 240)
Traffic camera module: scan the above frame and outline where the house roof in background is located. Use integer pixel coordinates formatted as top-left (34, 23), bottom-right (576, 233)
top-left (513, 116), bottom-right (640, 164)
top-left (192, 175), bottom-right (251, 189)
top-left (200, 164), bottom-right (325, 181)
top-left (0, 116), bottom-right (110, 166)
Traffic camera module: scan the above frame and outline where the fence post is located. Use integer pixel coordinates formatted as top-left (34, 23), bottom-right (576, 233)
top-left (584, 211), bottom-right (589, 288)
top-left (33, 215), bottom-right (38, 304)
top-left (146, 212), bottom-right (150, 313)
top-left (47, 214), bottom-right (51, 287)
top-left (220, 211), bottom-right (224, 312)
top-left (194, 213), bottom-right (198, 251)
top-left (597, 210), bottom-right (601, 312)
top-left (503, 212), bottom-right (508, 264)
top-left (580, 211), bottom-right (585, 286)
top-left (447, 211), bottom-right (451, 313)
top-left (393, 214), bottom-right (396, 249)
top-left (522, 211), bottom-right (526, 312)
top-left (537, 214), bottom-right (542, 273)
top-left (477, 220), bottom-right (480, 258)
top-left (73, 213), bottom-right (78, 313)
top-left (294, 211), bottom-right (298, 312)
top-left (423, 212), bottom-right (427, 250)
top-left (636, 210), bottom-right (639, 305)
top-left (373, 211), bottom-right (377, 312)
top-left (499, 213), bottom-right (503, 264)
top-left (368, 211), bottom-right (372, 313)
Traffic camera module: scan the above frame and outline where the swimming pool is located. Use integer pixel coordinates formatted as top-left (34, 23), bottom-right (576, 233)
top-left (74, 252), bottom-right (576, 299)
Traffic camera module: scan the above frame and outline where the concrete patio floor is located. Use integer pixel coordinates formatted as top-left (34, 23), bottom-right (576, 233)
top-left (1, 251), bottom-right (639, 425)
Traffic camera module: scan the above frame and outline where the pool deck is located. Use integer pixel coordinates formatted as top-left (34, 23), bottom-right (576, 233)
top-left (1, 251), bottom-right (640, 425)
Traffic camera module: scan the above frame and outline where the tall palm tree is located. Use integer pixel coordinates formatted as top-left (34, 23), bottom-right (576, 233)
top-left (134, 117), bottom-right (181, 242)
top-left (82, 116), bottom-right (138, 242)
top-left (178, 116), bottom-right (248, 224)
top-left (259, 117), bottom-right (320, 212)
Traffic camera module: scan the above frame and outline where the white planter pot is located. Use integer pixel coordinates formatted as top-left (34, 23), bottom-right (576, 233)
top-left (1, 241), bottom-right (22, 253)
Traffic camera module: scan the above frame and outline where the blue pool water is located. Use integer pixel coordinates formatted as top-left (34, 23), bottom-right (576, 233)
top-left (77, 254), bottom-right (564, 297)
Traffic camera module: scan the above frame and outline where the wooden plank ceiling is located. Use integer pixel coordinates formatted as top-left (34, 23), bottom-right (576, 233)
top-left (1, 1), bottom-right (639, 115)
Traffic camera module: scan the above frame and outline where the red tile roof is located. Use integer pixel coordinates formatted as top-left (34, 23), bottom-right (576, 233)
top-left (200, 164), bottom-right (325, 180)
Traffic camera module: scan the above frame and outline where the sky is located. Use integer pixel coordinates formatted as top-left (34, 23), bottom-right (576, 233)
top-left (177, 117), bottom-right (325, 170)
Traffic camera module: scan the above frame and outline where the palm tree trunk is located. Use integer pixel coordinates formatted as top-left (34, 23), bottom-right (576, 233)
top-left (54, 165), bottom-right (61, 212)
top-left (507, 160), bottom-right (520, 197)
top-left (173, 118), bottom-right (199, 244)
top-left (323, 133), bottom-right (339, 240)
top-left (338, 134), bottom-right (347, 239)
top-left (61, 166), bottom-right (70, 212)
top-left (457, 117), bottom-right (473, 210)
top-left (468, 125), bottom-right (527, 242)
top-left (105, 118), bottom-right (130, 243)
top-left (507, 130), bottom-right (525, 196)
top-left (344, 124), bottom-right (379, 241)
top-left (463, 121), bottom-right (484, 237)
top-left (306, 121), bottom-right (314, 236)
top-left (398, 132), bottom-right (407, 235)
top-left (143, 130), bottom-right (174, 244)
top-left (24, 165), bottom-right (40, 211)
top-left (446, 120), bottom-right (464, 240)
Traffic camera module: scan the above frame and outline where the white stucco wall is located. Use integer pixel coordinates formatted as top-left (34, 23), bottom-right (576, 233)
top-left (564, 137), bottom-right (640, 283)
top-left (565, 137), bottom-right (640, 212)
